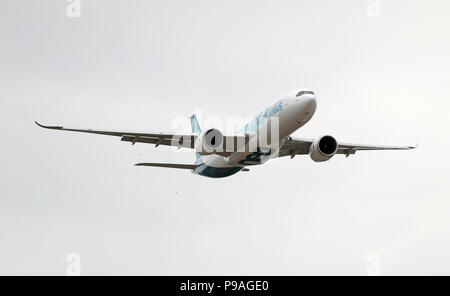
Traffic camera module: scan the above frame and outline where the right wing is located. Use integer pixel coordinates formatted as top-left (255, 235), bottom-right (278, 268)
top-left (35, 121), bottom-right (247, 154)
top-left (35, 121), bottom-right (196, 148)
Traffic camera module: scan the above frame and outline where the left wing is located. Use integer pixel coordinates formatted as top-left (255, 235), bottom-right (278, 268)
top-left (279, 136), bottom-right (417, 158)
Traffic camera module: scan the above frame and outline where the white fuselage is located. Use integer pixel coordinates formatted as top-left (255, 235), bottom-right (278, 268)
top-left (194, 90), bottom-right (317, 178)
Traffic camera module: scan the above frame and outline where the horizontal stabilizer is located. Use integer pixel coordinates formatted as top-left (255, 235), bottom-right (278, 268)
top-left (135, 163), bottom-right (196, 170)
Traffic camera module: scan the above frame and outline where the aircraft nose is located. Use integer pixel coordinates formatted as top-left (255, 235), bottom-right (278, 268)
top-left (302, 95), bottom-right (317, 112)
top-left (292, 90), bottom-right (317, 113)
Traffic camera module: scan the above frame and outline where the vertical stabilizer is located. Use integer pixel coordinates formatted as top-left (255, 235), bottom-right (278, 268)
top-left (190, 114), bottom-right (201, 134)
top-left (190, 114), bottom-right (202, 161)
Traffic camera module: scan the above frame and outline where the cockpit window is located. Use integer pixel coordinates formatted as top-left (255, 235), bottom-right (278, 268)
top-left (296, 91), bottom-right (315, 97)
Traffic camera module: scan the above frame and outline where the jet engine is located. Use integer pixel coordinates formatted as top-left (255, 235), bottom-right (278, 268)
top-left (309, 135), bottom-right (338, 162)
top-left (195, 128), bottom-right (224, 155)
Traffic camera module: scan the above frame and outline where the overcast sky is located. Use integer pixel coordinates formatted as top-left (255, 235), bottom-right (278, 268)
top-left (1, 0), bottom-right (450, 275)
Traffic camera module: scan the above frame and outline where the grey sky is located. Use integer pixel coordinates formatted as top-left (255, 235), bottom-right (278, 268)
top-left (1, 0), bottom-right (450, 275)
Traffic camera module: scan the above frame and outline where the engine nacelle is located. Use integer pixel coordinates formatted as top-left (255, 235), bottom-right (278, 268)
top-left (309, 135), bottom-right (338, 162)
top-left (195, 128), bottom-right (224, 155)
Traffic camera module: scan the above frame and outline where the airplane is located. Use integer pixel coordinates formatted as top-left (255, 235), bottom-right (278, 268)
top-left (35, 89), bottom-right (416, 178)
